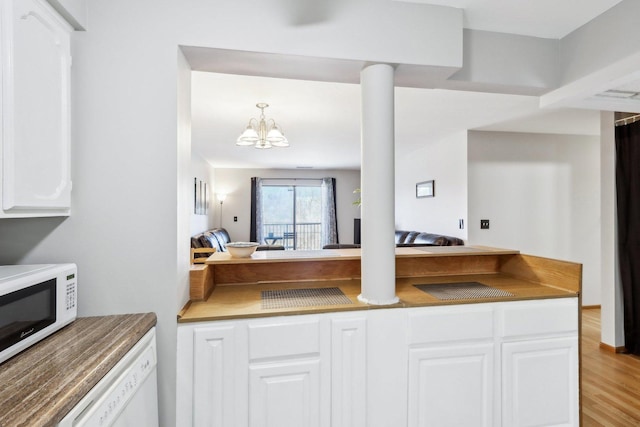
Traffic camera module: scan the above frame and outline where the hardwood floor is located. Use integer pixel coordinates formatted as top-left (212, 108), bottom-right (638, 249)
top-left (582, 308), bottom-right (640, 426)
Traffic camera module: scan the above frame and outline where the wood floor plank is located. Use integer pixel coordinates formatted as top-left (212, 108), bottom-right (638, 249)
top-left (581, 308), bottom-right (640, 426)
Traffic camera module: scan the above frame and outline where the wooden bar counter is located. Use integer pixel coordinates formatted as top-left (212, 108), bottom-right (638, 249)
top-left (177, 246), bottom-right (582, 426)
top-left (179, 246), bottom-right (581, 322)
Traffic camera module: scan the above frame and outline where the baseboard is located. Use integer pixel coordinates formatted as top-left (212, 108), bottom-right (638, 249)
top-left (599, 342), bottom-right (628, 353)
top-left (582, 305), bottom-right (601, 310)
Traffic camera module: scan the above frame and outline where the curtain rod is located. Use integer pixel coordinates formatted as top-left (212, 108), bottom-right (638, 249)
top-left (258, 177), bottom-right (326, 180)
top-left (615, 114), bottom-right (640, 126)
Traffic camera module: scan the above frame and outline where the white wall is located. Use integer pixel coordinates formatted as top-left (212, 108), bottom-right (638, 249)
top-left (0, 2), bottom-right (465, 425)
top-left (0, 0), bottom-right (633, 424)
top-left (177, 50), bottom-right (193, 311)
top-left (395, 131), bottom-right (467, 239)
top-left (467, 131), bottom-right (601, 305)
top-left (190, 152), bottom-right (215, 236)
top-left (600, 111), bottom-right (625, 347)
top-left (214, 168), bottom-right (361, 244)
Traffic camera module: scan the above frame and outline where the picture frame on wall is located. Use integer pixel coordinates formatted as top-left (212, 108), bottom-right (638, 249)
top-left (194, 178), bottom-right (198, 213)
top-left (416, 180), bottom-right (435, 198)
top-left (194, 177), bottom-right (208, 215)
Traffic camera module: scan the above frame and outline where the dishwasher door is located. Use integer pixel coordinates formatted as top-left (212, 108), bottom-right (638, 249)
top-left (58, 327), bottom-right (159, 427)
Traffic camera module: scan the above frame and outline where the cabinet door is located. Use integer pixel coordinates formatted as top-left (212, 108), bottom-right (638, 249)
top-left (192, 325), bottom-right (239, 427)
top-left (406, 306), bottom-right (496, 427)
top-left (249, 358), bottom-right (322, 427)
top-left (1, 0), bottom-right (72, 214)
top-left (408, 343), bottom-right (495, 427)
top-left (502, 336), bottom-right (579, 427)
top-left (247, 317), bottom-right (327, 427)
top-left (331, 316), bottom-right (367, 427)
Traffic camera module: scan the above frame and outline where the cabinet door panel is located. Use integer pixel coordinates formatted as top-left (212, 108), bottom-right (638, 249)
top-left (408, 306), bottom-right (494, 344)
top-left (249, 359), bottom-right (321, 427)
top-left (193, 325), bottom-right (238, 427)
top-left (2, 0), bottom-right (71, 211)
top-left (408, 343), bottom-right (494, 427)
top-left (248, 318), bottom-right (320, 360)
top-left (331, 317), bottom-right (367, 427)
top-left (500, 299), bottom-right (578, 338)
top-left (502, 337), bottom-right (579, 427)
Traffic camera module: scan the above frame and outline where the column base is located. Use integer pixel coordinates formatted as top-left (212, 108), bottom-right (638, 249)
top-left (357, 293), bottom-right (400, 306)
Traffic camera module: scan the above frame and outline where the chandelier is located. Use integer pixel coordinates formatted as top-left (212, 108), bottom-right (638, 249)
top-left (236, 103), bottom-right (289, 149)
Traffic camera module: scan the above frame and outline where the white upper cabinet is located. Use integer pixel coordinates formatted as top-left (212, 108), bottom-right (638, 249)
top-left (1, 0), bottom-right (72, 217)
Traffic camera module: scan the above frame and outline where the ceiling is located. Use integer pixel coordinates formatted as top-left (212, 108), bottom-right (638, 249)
top-left (190, 0), bottom-right (621, 170)
top-left (395, 0), bottom-right (623, 39)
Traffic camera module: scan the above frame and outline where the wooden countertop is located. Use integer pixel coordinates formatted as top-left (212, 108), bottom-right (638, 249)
top-left (181, 247), bottom-right (581, 323)
top-left (204, 245), bottom-right (520, 265)
top-left (178, 273), bottom-right (578, 323)
top-left (0, 313), bottom-right (157, 427)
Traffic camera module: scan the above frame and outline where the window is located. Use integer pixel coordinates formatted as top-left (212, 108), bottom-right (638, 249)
top-left (262, 184), bottom-right (321, 250)
top-left (251, 178), bottom-right (338, 250)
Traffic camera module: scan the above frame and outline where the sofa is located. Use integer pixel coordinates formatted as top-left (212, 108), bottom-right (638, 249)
top-left (190, 228), bottom-right (284, 263)
top-left (323, 229), bottom-right (464, 249)
top-left (394, 230), bottom-right (464, 246)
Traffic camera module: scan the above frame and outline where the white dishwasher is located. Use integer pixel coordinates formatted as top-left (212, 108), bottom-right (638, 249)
top-left (58, 327), bottom-right (159, 427)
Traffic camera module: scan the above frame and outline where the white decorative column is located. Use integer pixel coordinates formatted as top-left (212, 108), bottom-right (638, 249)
top-left (358, 63), bottom-right (398, 305)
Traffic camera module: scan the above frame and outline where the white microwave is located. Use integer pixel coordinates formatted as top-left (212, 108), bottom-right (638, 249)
top-left (0, 264), bottom-right (77, 364)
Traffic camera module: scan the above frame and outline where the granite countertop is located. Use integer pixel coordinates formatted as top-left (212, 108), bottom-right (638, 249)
top-left (0, 313), bottom-right (157, 427)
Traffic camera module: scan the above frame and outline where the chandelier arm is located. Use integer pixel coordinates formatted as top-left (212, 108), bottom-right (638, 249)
top-left (265, 118), bottom-right (276, 131)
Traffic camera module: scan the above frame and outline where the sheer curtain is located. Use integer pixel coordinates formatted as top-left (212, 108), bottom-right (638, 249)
top-left (321, 177), bottom-right (339, 246)
top-left (250, 177), bottom-right (264, 244)
top-left (616, 119), bottom-right (640, 354)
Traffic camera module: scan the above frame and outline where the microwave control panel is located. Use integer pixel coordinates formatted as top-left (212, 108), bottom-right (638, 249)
top-left (65, 276), bottom-right (76, 311)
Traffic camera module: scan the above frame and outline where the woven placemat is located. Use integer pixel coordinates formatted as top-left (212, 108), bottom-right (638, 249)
top-left (261, 287), bottom-right (353, 309)
top-left (414, 282), bottom-right (514, 300)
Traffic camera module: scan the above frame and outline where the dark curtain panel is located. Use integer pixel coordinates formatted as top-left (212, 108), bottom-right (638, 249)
top-left (250, 177), bottom-right (258, 242)
top-left (616, 120), bottom-right (640, 354)
top-left (332, 178), bottom-right (339, 244)
top-left (320, 178), bottom-right (339, 246)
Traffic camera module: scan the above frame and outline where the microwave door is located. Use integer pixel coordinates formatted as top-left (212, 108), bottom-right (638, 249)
top-left (0, 279), bottom-right (56, 354)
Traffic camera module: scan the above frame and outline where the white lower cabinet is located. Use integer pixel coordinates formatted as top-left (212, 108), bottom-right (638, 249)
top-left (247, 318), bottom-right (327, 427)
top-left (500, 299), bottom-right (580, 427)
top-left (192, 325), bottom-right (240, 427)
top-left (408, 343), bottom-right (495, 427)
top-left (330, 317), bottom-right (367, 427)
top-left (177, 298), bottom-right (579, 427)
top-left (249, 359), bottom-right (322, 427)
top-left (407, 305), bottom-right (496, 427)
top-left (502, 337), bottom-right (579, 427)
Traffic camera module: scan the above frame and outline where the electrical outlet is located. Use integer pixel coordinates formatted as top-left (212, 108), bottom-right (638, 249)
top-left (459, 219), bottom-right (464, 229)
top-left (480, 219), bottom-right (490, 229)
top-left (233, 216), bottom-right (238, 222)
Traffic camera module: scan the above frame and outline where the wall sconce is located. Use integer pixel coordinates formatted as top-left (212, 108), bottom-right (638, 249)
top-left (217, 194), bottom-right (227, 227)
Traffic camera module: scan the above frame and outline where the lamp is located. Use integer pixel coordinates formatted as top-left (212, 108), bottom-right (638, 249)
top-left (236, 103), bottom-right (289, 149)
top-left (217, 193), bottom-right (227, 227)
